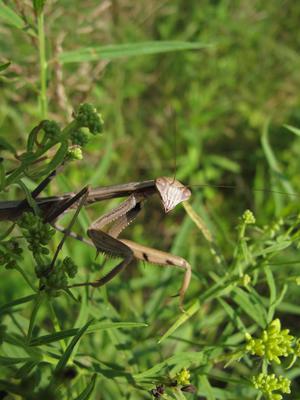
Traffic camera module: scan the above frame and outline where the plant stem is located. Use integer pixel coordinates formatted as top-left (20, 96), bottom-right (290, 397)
top-left (27, 293), bottom-right (44, 343)
top-left (15, 265), bottom-right (37, 292)
top-left (37, 10), bottom-right (47, 119)
top-left (49, 301), bottom-right (67, 352)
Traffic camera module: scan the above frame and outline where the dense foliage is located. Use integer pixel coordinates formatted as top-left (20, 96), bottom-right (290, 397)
top-left (1, 1), bottom-right (300, 399)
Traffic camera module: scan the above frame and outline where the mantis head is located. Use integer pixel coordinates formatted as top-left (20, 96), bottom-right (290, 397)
top-left (155, 177), bottom-right (191, 213)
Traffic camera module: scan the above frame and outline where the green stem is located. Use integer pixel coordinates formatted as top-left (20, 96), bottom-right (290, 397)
top-left (37, 10), bottom-right (47, 119)
top-left (27, 293), bottom-right (44, 343)
top-left (4, 121), bottom-right (77, 187)
top-left (49, 301), bottom-right (67, 352)
top-left (15, 265), bottom-right (37, 292)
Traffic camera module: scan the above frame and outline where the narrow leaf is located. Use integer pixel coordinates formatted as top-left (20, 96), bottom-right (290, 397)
top-left (158, 300), bottom-right (200, 343)
top-left (231, 288), bottom-right (267, 328)
top-left (0, 356), bottom-right (32, 366)
top-left (54, 319), bottom-right (94, 374)
top-left (0, 137), bottom-right (16, 154)
top-left (264, 265), bottom-right (277, 323)
top-left (0, 61), bottom-right (11, 72)
top-left (16, 179), bottom-right (40, 215)
top-left (284, 124), bottom-right (300, 137)
top-left (0, 294), bottom-right (37, 315)
top-left (183, 201), bottom-right (213, 242)
top-left (261, 120), bottom-right (294, 196)
top-left (30, 321), bottom-right (147, 346)
top-left (38, 141), bottom-right (68, 177)
top-left (27, 294), bottom-right (44, 343)
top-left (0, 1), bottom-right (25, 29)
top-left (59, 41), bottom-right (211, 64)
top-left (74, 374), bottom-right (97, 400)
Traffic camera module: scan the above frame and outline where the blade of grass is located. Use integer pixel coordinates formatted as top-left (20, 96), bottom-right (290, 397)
top-left (59, 41), bottom-right (211, 64)
top-left (261, 120), bottom-right (294, 196)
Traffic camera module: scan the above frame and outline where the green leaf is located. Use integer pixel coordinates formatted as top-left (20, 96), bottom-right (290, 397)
top-left (54, 319), bottom-right (94, 375)
top-left (261, 240), bottom-right (291, 255)
top-left (33, 0), bottom-right (46, 14)
top-left (208, 154), bottom-right (240, 173)
top-left (158, 300), bottom-right (200, 343)
top-left (0, 137), bottom-right (16, 154)
top-left (264, 264), bottom-right (277, 322)
top-left (275, 298), bottom-right (300, 315)
top-left (15, 361), bottom-right (37, 379)
top-left (231, 288), bottom-right (267, 328)
top-left (0, 61), bottom-right (11, 72)
top-left (27, 294), bottom-right (44, 343)
top-left (0, 159), bottom-right (5, 189)
top-left (218, 298), bottom-right (246, 332)
top-left (0, 294), bottom-right (37, 315)
top-left (74, 374), bottom-right (97, 400)
top-left (59, 41), bottom-right (211, 64)
top-left (38, 140), bottom-right (68, 177)
top-left (267, 284), bottom-right (288, 318)
top-left (0, 379), bottom-right (29, 395)
top-left (261, 120), bottom-right (294, 196)
top-left (30, 321), bottom-right (148, 346)
top-left (133, 350), bottom-right (208, 381)
top-left (284, 124), bottom-right (300, 137)
top-left (199, 375), bottom-right (216, 400)
top-left (0, 1), bottom-right (25, 29)
top-left (0, 356), bottom-right (32, 366)
top-left (16, 179), bottom-right (40, 215)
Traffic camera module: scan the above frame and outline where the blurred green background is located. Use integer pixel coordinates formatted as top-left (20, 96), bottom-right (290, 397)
top-left (1, 1), bottom-right (300, 399)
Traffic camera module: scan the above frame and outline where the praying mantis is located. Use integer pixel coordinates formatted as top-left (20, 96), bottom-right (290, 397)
top-left (0, 170), bottom-right (192, 310)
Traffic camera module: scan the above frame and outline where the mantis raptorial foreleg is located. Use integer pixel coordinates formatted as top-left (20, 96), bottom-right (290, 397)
top-left (120, 239), bottom-right (191, 311)
top-left (72, 189), bottom-right (191, 310)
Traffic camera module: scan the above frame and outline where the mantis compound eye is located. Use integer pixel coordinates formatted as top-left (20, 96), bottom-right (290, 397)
top-left (155, 177), bottom-right (191, 213)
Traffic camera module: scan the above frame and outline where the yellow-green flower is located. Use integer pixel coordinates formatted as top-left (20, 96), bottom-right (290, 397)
top-left (175, 368), bottom-right (191, 386)
top-left (240, 274), bottom-right (251, 287)
top-left (252, 373), bottom-right (291, 400)
top-left (242, 210), bottom-right (256, 225)
top-left (245, 319), bottom-right (294, 364)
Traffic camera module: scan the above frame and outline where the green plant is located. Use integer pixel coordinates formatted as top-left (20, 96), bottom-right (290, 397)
top-left (1, 1), bottom-right (300, 399)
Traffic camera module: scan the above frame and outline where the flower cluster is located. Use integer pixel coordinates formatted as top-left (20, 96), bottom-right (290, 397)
top-left (242, 209), bottom-right (256, 225)
top-left (263, 219), bottom-right (284, 239)
top-left (65, 146), bottom-right (83, 161)
top-left (36, 256), bottom-right (78, 296)
top-left (42, 120), bottom-right (61, 141)
top-left (175, 368), bottom-right (191, 386)
top-left (17, 212), bottom-right (55, 256)
top-left (240, 273), bottom-right (251, 287)
top-left (17, 212), bottom-right (78, 295)
top-left (75, 103), bottom-right (104, 135)
top-left (70, 129), bottom-right (89, 147)
top-left (64, 103), bottom-right (103, 162)
top-left (0, 239), bottom-right (23, 270)
top-left (252, 373), bottom-right (291, 400)
top-left (245, 319), bottom-right (294, 364)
